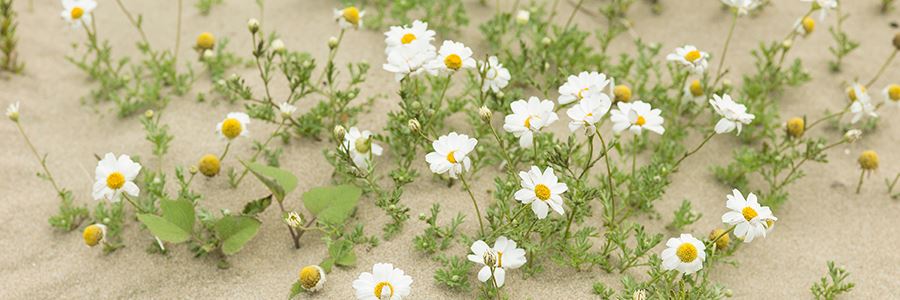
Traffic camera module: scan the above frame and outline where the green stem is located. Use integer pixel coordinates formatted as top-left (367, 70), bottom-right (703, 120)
top-left (174, 0), bottom-right (183, 64)
top-left (595, 128), bottom-right (616, 227)
top-left (865, 49), bottom-right (898, 88)
top-left (855, 169), bottom-right (866, 194)
top-left (712, 12), bottom-right (738, 88)
top-left (233, 120), bottom-right (285, 186)
top-left (673, 131), bottom-right (715, 169)
top-left (219, 141), bottom-right (232, 162)
top-left (563, 0), bottom-right (585, 30)
top-left (15, 122), bottom-right (62, 194)
top-left (459, 173), bottom-right (487, 237)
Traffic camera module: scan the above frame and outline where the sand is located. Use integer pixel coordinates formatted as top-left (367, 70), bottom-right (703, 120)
top-left (1, 0), bottom-right (898, 298)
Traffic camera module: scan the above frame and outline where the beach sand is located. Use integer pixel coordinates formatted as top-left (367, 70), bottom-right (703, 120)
top-left (1, 0), bottom-right (898, 298)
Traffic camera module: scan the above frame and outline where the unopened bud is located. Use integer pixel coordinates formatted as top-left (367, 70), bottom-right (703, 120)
top-left (333, 125), bottom-right (346, 140)
top-left (144, 109), bottom-right (154, 118)
top-left (408, 119), bottom-right (421, 132)
top-left (247, 18), bottom-right (260, 33)
top-left (515, 10), bottom-right (530, 25)
top-left (271, 39), bottom-right (286, 53)
top-left (843, 129), bottom-right (862, 143)
top-left (781, 39), bottom-right (793, 50)
top-left (328, 36), bottom-right (339, 49)
top-left (541, 37), bottom-right (551, 45)
top-left (479, 106), bottom-right (493, 122)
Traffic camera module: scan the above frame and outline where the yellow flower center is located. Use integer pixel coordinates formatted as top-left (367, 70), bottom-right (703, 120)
top-left (221, 118), bottom-right (242, 139)
top-left (859, 150), bottom-right (879, 170)
top-left (444, 54), bottom-right (462, 70)
top-left (614, 85), bottom-right (632, 102)
top-left (684, 50), bottom-right (701, 63)
top-left (786, 117), bottom-right (805, 138)
top-left (106, 172), bottom-right (126, 190)
top-left (198, 154), bottom-right (221, 177)
top-left (196, 32), bottom-right (215, 50)
top-left (496, 251), bottom-right (504, 267)
top-left (374, 281), bottom-right (394, 298)
top-left (355, 138), bottom-right (371, 153)
top-left (577, 88), bottom-right (589, 99)
top-left (71, 7), bottom-right (84, 20)
top-left (401, 33), bottom-right (416, 44)
top-left (888, 84), bottom-right (900, 101)
top-left (299, 266), bottom-right (321, 290)
top-left (741, 206), bottom-right (758, 221)
top-left (534, 184), bottom-right (551, 201)
top-left (801, 17), bottom-right (815, 34)
top-left (635, 115), bottom-right (646, 126)
top-left (765, 219), bottom-right (775, 228)
top-left (847, 86), bottom-right (866, 101)
top-left (689, 80), bottom-right (704, 97)
top-left (676, 242), bottom-right (698, 263)
top-left (82, 224), bottom-right (103, 247)
top-left (524, 116), bottom-right (533, 129)
top-left (446, 151), bottom-right (457, 164)
top-left (342, 7), bottom-right (360, 25)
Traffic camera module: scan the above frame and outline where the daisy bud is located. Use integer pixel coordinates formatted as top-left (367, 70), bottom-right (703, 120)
top-left (195, 32), bottom-right (215, 51)
top-left (496, 91), bottom-right (505, 98)
top-left (894, 32), bottom-right (900, 50)
top-left (541, 37), bottom-right (551, 46)
top-left (418, 213), bottom-right (426, 220)
top-left (408, 119), bottom-right (421, 132)
top-left (247, 18), bottom-right (260, 34)
top-left (633, 290), bottom-right (647, 300)
top-left (6, 101), bottom-right (20, 122)
top-left (858, 150), bottom-right (879, 171)
top-left (82, 224), bottom-right (107, 247)
top-left (144, 109), bottom-right (154, 119)
top-left (188, 165), bottom-right (198, 175)
top-left (722, 79), bottom-right (733, 89)
top-left (785, 117), bottom-right (805, 138)
top-left (202, 49), bottom-right (215, 60)
top-left (843, 129), bottom-right (862, 143)
top-left (333, 125), bottom-right (347, 141)
top-left (709, 228), bottom-right (731, 250)
top-left (198, 154), bottom-right (221, 177)
top-left (724, 289), bottom-right (734, 297)
top-left (328, 36), bottom-right (339, 49)
top-left (781, 39), bottom-right (793, 50)
top-left (613, 84), bottom-right (632, 102)
top-left (515, 10), bottom-right (530, 25)
top-left (271, 39), bottom-right (286, 54)
top-left (479, 106), bottom-right (493, 122)
top-left (284, 212), bottom-right (304, 228)
top-left (298, 265), bottom-right (326, 292)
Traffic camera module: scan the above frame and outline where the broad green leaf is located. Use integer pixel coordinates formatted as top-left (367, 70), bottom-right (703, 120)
top-left (327, 239), bottom-right (356, 268)
top-left (161, 199), bottom-right (195, 234)
top-left (137, 214), bottom-right (191, 243)
top-left (320, 258), bottom-right (335, 273)
top-left (301, 185), bottom-right (362, 224)
top-left (243, 161), bottom-right (297, 202)
top-left (242, 195), bottom-right (272, 216)
top-left (214, 215), bottom-right (261, 255)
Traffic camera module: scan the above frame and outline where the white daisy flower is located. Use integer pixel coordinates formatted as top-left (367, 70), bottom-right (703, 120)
top-left (467, 236), bottom-right (527, 288)
top-left (721, 0), bottom-right (760, 16)
top-left (502, 96), bottom-right (558, 148)
top-left (847, 84), bottom-right (877, 124)
top-left (216, 112), bottom-right (250, 140)
top-left (382, 42), bottom-right (436, 82)
top-left (479, 56), bottom-right (511, 93)
top-left (278, 102), bottom-right (296, 118)
top-left (610, 101), bottom-right (665, 135)
top-left (424, 132), bottom-right (477, 179)
top-left (800, 0), bottom-right (837, 21)
top-left (82, 223), bottom-right (107, 247)
top-left (683, 79), bottom-right (705, 102)
top-left (343, 127), bottom-right (384, 168)
top-left (6, 101), bottom-right (19, 122)
top-left (92, 153), bottom-right (141, 202)
top-left (566, 95), bottom-right (612, 132)
top-left (514, 166), bottom-right (568, 219)
top-left (721, 189), bottom-right (777, 243)
top-left (334, 6), bottom-right (364, 29)
top-left (661, 234), bottom-right (707, 275)
top-left (384, 20), bottom-right (436, 55)
top-left (557, 71), bottom-right (611, 105)
top-left (352, 263), bottom-right (413, 300)
top-left (298, 265), bottom-right (327, 292)
top-left (60, 0), bottom-right (97, 29)
top-left (710, 94), bottom-right (755, 135)
top-left (882, 84), bottom-right (900, 108)
top-left (666, 45), bottom-right (709, 74)
top-left (426, 40), bottom-right (476, 75)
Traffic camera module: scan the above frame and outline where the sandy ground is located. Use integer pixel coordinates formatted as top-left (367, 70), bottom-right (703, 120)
top-left (1, 0), bottom-right (898, 299)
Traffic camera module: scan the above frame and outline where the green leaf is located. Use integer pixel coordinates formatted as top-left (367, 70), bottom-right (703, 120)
top-left (302, 185), bottom-right (362, 224)
top-left (243, 161), bottom-right (297, 202)
top-left (327, 239), bottom-right (356, 268)
top-left (137, 214), bottom-right (191, 243)
top-left (320, 258), bottom-right (335, 273)
top-left (161, 199), bottom-right (195, 234)
top-left (289, 281), bottom-right (303, 298)
top-left (242, 195), bottom-right (272, 216)
top-left (214, 215), bottom-right (261, 255)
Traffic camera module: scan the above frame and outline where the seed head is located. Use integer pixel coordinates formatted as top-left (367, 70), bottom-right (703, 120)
top-left (785, 117), bottom-right (805, 138)
top-left (709, 228), bottom-right (731, 250)
top-left (198, 154), bottom-right (221, 177)
top-left (195, 32), bottom-right (215, 50)
top-left (858, 150), bottom-right (879, 170)
top-left (613, 84), bottom-right (632, 102)
top-left (82, 224), bottom-right (106, 247)
top-left (298, 265), bottom-right (326, 292)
